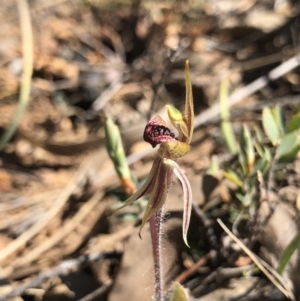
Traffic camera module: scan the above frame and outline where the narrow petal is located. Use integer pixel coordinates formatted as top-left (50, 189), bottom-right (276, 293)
top-left (171, 160), bottom-right (192, 247)
top-left (184, 60), bottom-right (194, 144)
top-left (110, 157), bottom-right (160, 215)
top-left (139, 160), bottom-right (173, 238)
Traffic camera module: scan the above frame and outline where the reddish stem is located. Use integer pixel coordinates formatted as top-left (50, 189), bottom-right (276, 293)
top-left (149, 208), bottom-right (164, 301)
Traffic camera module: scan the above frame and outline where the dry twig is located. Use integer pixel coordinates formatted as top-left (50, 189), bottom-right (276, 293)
top-left (217, 218), bottom-right (295, 300)
top-left (11, 190), bottom-right (106, 269)
top-left (0, 156), bottom-right (94, 265)
top-left (0, 252), bottom-right (119, 301)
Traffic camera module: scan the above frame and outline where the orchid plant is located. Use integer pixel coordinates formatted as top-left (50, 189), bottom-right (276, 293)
top-left (113, 60), bottom-right (194, 247)
top-left (110, 60), bottom-right (194, 301)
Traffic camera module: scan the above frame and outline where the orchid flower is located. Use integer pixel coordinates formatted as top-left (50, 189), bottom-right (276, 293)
top-left (113, 61), bottom-right (194, 247)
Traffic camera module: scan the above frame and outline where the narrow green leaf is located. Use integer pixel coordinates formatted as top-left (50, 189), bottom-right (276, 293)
top-left (262, 107), bottom-right (280, 146)
top-left (223, 170), bottom-right (243, 187)
top-left (104, 117), bottom-right (131, 180)
top-left (253, 158), bottom-right (270, 176)
top-left (277, 232), bottom-right (300, 275)
top-left (254, 125), bottom-right (263, 144)
top-left (254, 141), bottom-right (265, 159)
top-left (241, 124), bottom-right (255, 175)
top-left (263, 146), bottom-right (272, 162)
top-left (286, 112), bottom-right (300, 133)
top-left (238, 149), bottom-right (247, 176)
top-left (220, 78), bottom-right (237, 154)
top-left (272, 106), bottom-right (285, 136)
top-left (255, 143), bottom-right (272, 165)
top-left (221, 122), bottom-right (237, 154)
top-left (169, 282), bottom-right (189, 301)
top-left (206, 155), bottom-right (219, 175)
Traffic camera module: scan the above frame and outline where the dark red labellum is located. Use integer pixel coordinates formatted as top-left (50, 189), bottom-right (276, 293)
top-left (143, 116), bottom-right (176, 148)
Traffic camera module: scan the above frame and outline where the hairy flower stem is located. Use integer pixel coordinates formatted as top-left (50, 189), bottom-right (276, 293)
top-left (149, 208), bottom-right (164, 301)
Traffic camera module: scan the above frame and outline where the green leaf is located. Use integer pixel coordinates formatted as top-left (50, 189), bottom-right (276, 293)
top-left (220, 78), bottom-right (237, 154)
top-left (241, 193), bottom-right (252, 207)
top-left (276, 131), bottom-right (297, 157)
top-left (276, 130), bottom-right (300, 161)
top-left (169, 282), bottom-right (189, 301)
top-left (235, 192), bottom-right (244, 203)
top-left (278, 144), bottom-right (300, 162)
top-left (254, 141), bottom-right (264, 159)
top-left (253, 158), bottom-right (270, 176)
top-left (286, 112), bottom-right (300, 133)
top-left (206, 155), bottom-right (219, 175)
top-left (263, 146), bottom-right (272, 162)
top-left (262, 107), bottom-right (280, 146)
top-left (224, 170), bottom-right (243, 187)
top-left (272, 106), bottom-right (285, 136)
top-left (104, 117), bottom-right (131, 180)
top-left (241, 124), bottom-right (255, 175)
top-left (254, 125), bottom-right (263, 144)
top-left (253, 126), bottom-right (273, 174)
top-left (277, 232), bottom-right (300, 275)
top-left (238, 148), bottom-right (247, 176)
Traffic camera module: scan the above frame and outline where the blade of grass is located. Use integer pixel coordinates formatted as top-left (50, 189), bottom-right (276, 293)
top-left (277, 232), bottom-right (300, 275)
top-left (194, 55), bottom-right (300, 129)
top-left (220, 78), bottom-right (237, 154)
top-left (217, 218), bottom-right (295, 300)
top-left (0, 0), bottom-right (33, 151)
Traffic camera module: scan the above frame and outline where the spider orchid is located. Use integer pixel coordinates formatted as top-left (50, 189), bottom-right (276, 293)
top-left (113, 61), bottom-right (194, 247)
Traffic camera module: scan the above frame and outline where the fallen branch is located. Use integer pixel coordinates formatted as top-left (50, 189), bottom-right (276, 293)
top-left (194, 54), bottom-right (300, 127)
